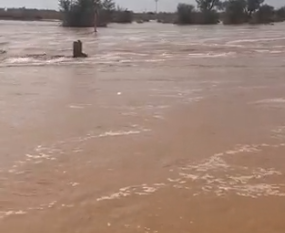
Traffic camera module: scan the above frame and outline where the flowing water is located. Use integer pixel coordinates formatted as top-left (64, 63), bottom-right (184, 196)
top-left (1, 20), bottom-right (285, 232)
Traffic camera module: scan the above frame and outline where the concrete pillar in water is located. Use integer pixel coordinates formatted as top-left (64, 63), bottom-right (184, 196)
top-left (73, 40), bottom-right (88, 58)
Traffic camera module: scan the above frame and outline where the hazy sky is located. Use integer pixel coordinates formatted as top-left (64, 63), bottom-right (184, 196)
top-left (0, 0), bottom-right (283, 12)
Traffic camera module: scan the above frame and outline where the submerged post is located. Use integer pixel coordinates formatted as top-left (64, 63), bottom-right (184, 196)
top-left (94, 10), bottom-right (97, 32)
top-left (73, 41), bottom-right (81, 57)
top-left (73, 40), bottom-right (88, 58)
top-left (94, 0), bottom-right (98, 32)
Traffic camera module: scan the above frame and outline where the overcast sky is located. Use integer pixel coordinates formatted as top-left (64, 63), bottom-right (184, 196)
top-left (0, 0), bottom-right (283, 12)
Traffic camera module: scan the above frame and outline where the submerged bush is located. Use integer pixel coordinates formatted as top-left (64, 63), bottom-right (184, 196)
top-left (59, 0), bottom-right (115, 27)
top-left (197, 10), bottom-right (220, 24)
top-left (222, 0), bottom-right (247, 24)
top-left (274, 7), bottom-right (285, 22)
top-left (250, 4), bottom-right (274, 24)
top-left (59, 0), bottom-right (95, 27)
top-left (176, 3), bottom-right (195, 25)
top-left (112, 7), bottom-right (133, 23)
top-left (176, 3), bottom-right (219, 25)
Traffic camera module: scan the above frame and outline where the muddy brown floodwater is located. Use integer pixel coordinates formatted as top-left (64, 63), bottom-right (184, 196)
top-left (1, 20), bottom-right (285, 232)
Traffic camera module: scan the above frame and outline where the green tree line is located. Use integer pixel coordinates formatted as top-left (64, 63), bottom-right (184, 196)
top-left (59, 0), bottom-right (285, 27)
top-left (177, 0), bottom-right (285, 25)
top-left (59, 0), bottom-right (133, 27)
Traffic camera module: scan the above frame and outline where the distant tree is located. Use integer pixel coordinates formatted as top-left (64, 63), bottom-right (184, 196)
top-left (275, 6), bottom-right (285, 22)
top-left (195, 0), bottom-right (221, 11)
top-left (195, 0), bottom-right (220, 24)
top-left (59, 0), bottom-right (115, 27)
top-left (251, 4), bottom-right (274, 24)
top-left (176, 3), bottom-right (195, 25)
top-left (203, 10), bottom-right (220, 24)
top-left (113, 6), bottom-right (133, 23)
top-left (95, 0), bottom-right (115, 12)
top-left (59, 0), bottom-right (71, 13)
top-left (95, 0), bottom-right (115, 25)
top-left (59, 0), bottom-right (95, 27)
top-left (222, 0), bottom-right (247, 24)
top-left (246, 0), bottom-right (264, 17)
top-left (215, 1), bottom-right (225, 11)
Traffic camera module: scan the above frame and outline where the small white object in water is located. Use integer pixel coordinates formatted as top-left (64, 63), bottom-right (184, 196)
top-left (117, 92), bottom-right (122, 95)
top-left (69, 105), bottom-right (84, 109)
top-left (5, 210), bottom-right (27, 216)
top-left (71, 182), bottom-right (79, 187)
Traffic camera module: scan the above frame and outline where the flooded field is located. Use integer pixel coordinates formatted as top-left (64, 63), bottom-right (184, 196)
top-left (1, 20), bottom-right (285, 232)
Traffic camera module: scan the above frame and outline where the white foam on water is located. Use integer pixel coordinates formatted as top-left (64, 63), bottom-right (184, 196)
top-left (225, 183), bottom-right (285, 198)
top-left (272, 126), bottom-right (285, 134)
top-left (188, 52), bottom-right (235, 58)
top-left (0, 199), bottom-right (76, 220)
top-left (74, 124), bottom-right (152, 142)
top-left (187, 97), bottom-right (204, 103)
top-left (45, 57), bottom-right (67, 63)
top-left (96, 183), bottom-right (166, 202)
top-left (70, 182), bottom-right (79, 187)
top-left (167, 178), bottom-right (181, 182)
top-left (252, 98), bottom-right (285, 104)
top-left (6, 123), bottom-right (151, 174)
top-left (227, 37), bottom-right (285, 45)
top-left (98, 130), bottom-right (142, 137)
top-left (5, 56), bottom-right (69, 66)
top-left (270, 50), bottom-right (283, 54)
top-left (178, 173), bottom-right (199, 180)
top-left (61, 204), bottom-right (74, 208)
top-left (255, 50), bottom-right (283, 54)
top-left (121, 112), bottom-right (137, 116)
top-left (47, 201), bottom-right (57, 208)
top-left (255, 49), bottom-right (271, 53)
top-left (5, 144), bottom-right (59, 175)
top-left (271, 126), bottom-right (285, 140)
top-left (175, 143), bottom-right (285, 197)
top-left (0, 210), bottom-right (27, 219)
top-left (26, 153), bottom-right (53, 160)
top-left (119, 104), bottom-right (172, 118)
top-left (118, 59), bottom-right (133, 63)
top-left (69, 105), bottom-right (85, 109)
top-left (95, 142), bottom-right (285, 202)
top-left (145, 59), bottom-right (166, 62)
top-left (6, 57), bottom-right (34, 64)
top-left (153, 115), bottom-right (165, 120)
